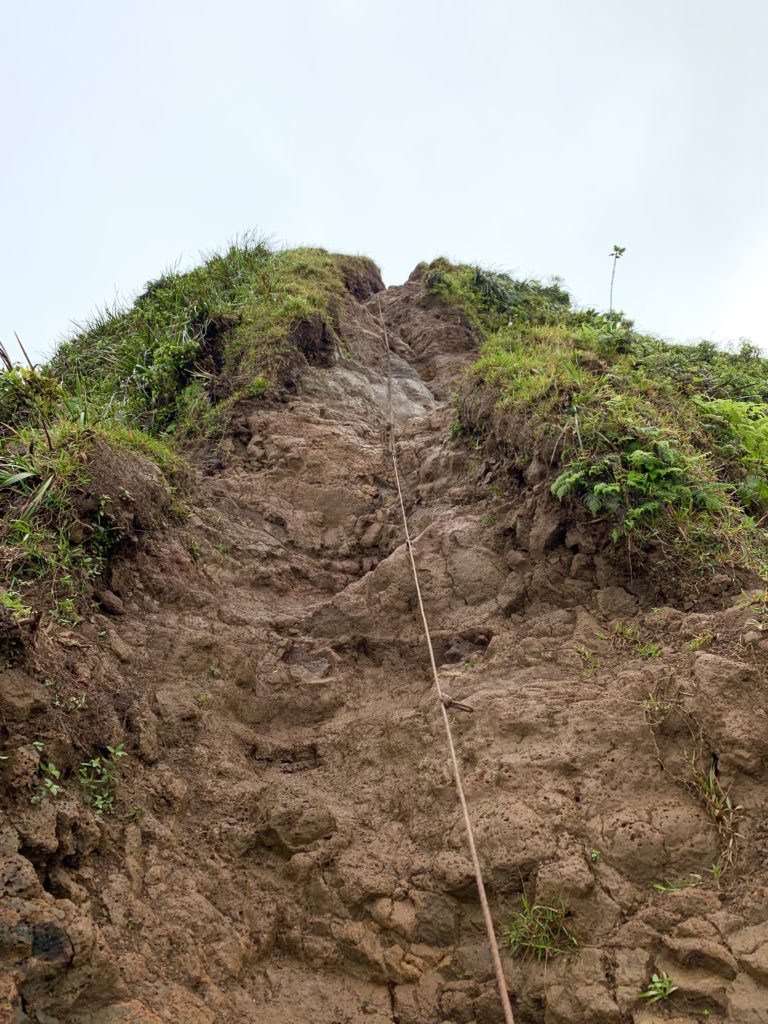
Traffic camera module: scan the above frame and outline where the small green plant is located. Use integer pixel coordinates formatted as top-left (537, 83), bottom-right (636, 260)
top-left (51, 597), bottom-right (82, 626)
top-left (608, 621), bottom-right (641, 646)
top-left (637, 641), bottom-right (662, 659)
top-left (608, 244), bottom-right (626, 315)
top-left (689, 631), bottom-right (715, 651)
top-left (245, 375), bottom-right (269, 398)
top-left (691, 757), bottom-right (738, 817)
top-left (31, 758), bottom-right (63, 804)
top-left (641, 971), bottom-right (678, 1003)
top-left (197, 692), bottom-right (209, 707)
top-left (606, 622), bottom-right (660, 659)
top-left (30, 753), bottom-right (62, 806)
top-left (187, 539), bottom-right (201, 562)
top-left (504, 895), bottom-right (578, 963)
top-left (644, 692), bottom-right (666, 714)
top-left (41, 761), bottom-right (62, 795)
top-left (575, 644), bottom-right (603, 678)
top-left (590, 849), bottom-right (600, 863)
top-left (0, 589), bottom-right (33, 618)
top-left (79, 743), bottom-right (126, 815)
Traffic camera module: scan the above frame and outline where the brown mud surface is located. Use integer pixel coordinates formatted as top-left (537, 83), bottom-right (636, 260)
top-left (3, 270), bottom-right (768, 1023)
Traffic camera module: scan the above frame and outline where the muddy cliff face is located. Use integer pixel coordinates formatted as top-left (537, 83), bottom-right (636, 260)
top-left (2, 270), bottom-right (768, 1024)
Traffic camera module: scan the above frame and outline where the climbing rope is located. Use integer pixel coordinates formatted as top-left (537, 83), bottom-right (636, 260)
top-left (376, 296), bottom-right (516, 1024)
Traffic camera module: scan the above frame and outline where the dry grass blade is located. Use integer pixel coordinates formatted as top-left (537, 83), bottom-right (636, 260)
top-left (13, 331), bottom-right (35, 370)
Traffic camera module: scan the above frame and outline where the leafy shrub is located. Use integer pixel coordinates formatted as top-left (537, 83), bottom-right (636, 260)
top-left (697, 398), bottom-right (768, 511)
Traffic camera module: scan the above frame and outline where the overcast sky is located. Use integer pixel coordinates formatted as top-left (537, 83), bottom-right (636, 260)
top-left (3, 0), bottom-right (768, 362)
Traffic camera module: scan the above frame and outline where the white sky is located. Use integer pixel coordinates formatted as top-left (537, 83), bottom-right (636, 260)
top-left (3, 0), bottom-right (768, 361)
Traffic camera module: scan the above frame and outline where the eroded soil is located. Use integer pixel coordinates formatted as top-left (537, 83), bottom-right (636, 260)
top-left (3, 272), bottom-right (768, 1024)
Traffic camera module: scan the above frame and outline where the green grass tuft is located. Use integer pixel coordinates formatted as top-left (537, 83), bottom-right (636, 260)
top-left (504, 894), bottom-right (578, 962)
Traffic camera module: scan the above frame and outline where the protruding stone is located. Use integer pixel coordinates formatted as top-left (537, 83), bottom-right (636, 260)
top-left (95, 589), bottom-right (126, 616)
top-left (661, 934), bottom-right (737, 979)
top-left (595, 587), bottom-right (638, 619)
top-left (0, 669), bottom-right (47, 722)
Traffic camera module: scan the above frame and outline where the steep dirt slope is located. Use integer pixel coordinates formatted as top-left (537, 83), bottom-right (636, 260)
top-left (3, 270), bottom-right (768, 1024)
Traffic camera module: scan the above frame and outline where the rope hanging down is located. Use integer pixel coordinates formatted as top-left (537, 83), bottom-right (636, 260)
top-left (376, 296), bottom-right (516, 1024)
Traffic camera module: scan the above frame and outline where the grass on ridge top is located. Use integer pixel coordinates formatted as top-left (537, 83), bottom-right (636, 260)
top-left (52, 237), bottom-right (369, 438)
top-left (2, 238), bottom-right (375, 623)
top-left (424, 259), bottom-right (768, 580)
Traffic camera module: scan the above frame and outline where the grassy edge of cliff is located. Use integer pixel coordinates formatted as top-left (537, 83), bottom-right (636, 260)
top-left (1, 239), bottom-right (382, 631)
top-left (422, 258), bottom-right (768, 589)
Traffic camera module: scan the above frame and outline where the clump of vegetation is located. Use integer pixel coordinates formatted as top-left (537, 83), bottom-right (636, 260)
top-left (0, 589), bottom-right (33, 618)
top-left (78, 744), bottom-right (126, 815)
top-left (52, 237), bottom-right (378, 437)
top-left (575, 644), bottom-right (602, 678)
top-left (504, 894), bottom-right (578, 962)
top-left (689, 631), bottom-right (716, 651)
top-left (424, 259), bottom-right (571, 337)
top-left (0, 357), bottom-right (180, 620)
top-left (687, 753), bottom-right (742, 870)
top-left (432, 258), bottom-right (768, 581)
top-left (605, 621), bottom-right (661, 658)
